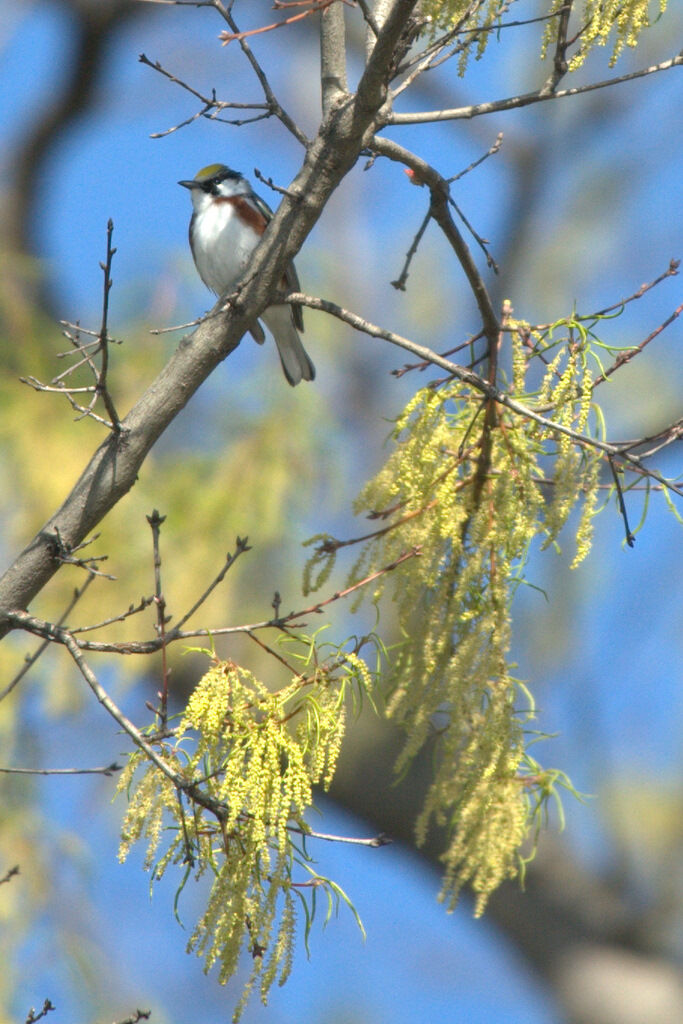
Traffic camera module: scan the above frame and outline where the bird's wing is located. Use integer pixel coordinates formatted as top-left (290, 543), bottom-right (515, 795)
top-left (248, 188), bottom-right (304, 332)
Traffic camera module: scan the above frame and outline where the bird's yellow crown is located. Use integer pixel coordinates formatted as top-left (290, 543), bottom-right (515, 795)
top-left (194, 163), bottom-right (229, 181)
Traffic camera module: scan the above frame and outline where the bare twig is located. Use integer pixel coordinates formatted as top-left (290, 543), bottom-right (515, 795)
top-left (391, 0), bottom-right (513, 95)
top-left (112, 1012), bottom-right (151, 1024)
top-left (218, 1), bottom-right (344, 45)
top-left (60, 622), bottom-right (184, 786)
top-left (0, 573), bottom-right (95, 702)
top-left (592, 301), bottom-right (683, 388)
top-left (138, 54), bottom-right (272, 137)
top-left (392, 134), bottom-right (505, 277)
top-left (391, 207), bottom-right (431, 290)
top-left (1, 865), bottom-right (20, 885)
top-left (253, 168), bottom-right (302, 201)
top-left (290, 824), bottom-right (392, 846)
top-left (149, 316), bottom-right (204, 334)
top-left (19, 377), bottom-right (117, 429)
top-left (0, 763), bottom-right (121, 776)
top-left (245, 628), bottom-right (308, 677)
top-left (175, 536), bottom-right (252, 630)
top-left (97, 219), bottom-right (121, 430)
top-left (585, 259), bottom-right (680, 320)
top-left (70, 594), bottom-right (157, 634)
top-left (50, 529), bottom-right (115, 579)
top-left (372, 137), bottom-right (500, 342)
top-left (147, 510), bottom-right (170, 724)
top-left (19, 223), bottom-right (122, 429)
top-left (215, 5), bottom-right (309, 146)
top-left (608, 458), bottom-right (636, 548)
top-left (277, 546), bottom-right (421, 617)
top-left (448, 195), bottom-right (499, 272)
top-left (388, 53), bottom-right (683, 125)
top-left (502, 260), bottom-right (680, 337)
top-left (611, 418), bottom-right (683, 459)
top-left (448, 131), bottom-right (504, 183)
top-left (4, 548), bottom-right (422, 656)
top-left (59, 321), bottom-right (115, 340)
top-left (313, 507), bottom-right (436, 553)
top-left (24, 1000), bottom-right (55, 1024)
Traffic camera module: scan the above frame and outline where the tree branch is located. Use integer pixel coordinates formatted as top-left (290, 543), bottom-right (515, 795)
top-left (285, 290), bottom-right (683, 495)
top-left (387, 53), bottom-right (683, 124)
top-left (371, 136), bottom-right (500, 345)
top-left (320, 0), bottom-right (349, 115)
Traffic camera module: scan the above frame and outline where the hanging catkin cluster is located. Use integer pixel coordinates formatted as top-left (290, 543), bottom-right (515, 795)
top-left (116, 653), bottom-right (364, 1019)
top-left (344, 325), bottom-right (600, 913)
top-left (420, 0), bottom-right (667, 72)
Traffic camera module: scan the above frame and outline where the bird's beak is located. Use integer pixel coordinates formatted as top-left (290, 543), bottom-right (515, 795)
top-left (178, 179), bottom-right (199, 189)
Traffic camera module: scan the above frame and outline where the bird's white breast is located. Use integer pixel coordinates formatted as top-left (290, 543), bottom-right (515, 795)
top-left (191, 199), bottom-right (257, 295)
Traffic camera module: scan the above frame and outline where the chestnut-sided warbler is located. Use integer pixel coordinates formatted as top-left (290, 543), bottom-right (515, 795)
top-left (179, 163), bottom-right (315, 386)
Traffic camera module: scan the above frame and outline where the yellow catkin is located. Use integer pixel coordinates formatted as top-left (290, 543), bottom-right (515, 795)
top-left (347, 368), bottom-right (601, 911)
top-left (116, 649), bottom-right (374, 1018)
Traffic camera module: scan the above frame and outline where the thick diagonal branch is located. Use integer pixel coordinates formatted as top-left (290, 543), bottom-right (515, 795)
top-left (0, 0), bottom-right (421, 636)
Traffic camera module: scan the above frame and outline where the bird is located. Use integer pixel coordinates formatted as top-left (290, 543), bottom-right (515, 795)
top-left (178, 163), bottom-right (315, 386)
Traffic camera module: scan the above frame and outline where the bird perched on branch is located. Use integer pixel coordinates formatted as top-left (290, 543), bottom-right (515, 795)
top-left (179, 163), bottom-right (315, 386)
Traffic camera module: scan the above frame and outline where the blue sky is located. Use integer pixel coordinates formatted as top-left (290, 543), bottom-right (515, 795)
top-left (2, 2), bottom-right (682, 1022)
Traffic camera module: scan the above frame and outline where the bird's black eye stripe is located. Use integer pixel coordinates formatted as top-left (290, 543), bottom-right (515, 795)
top-left (203, 168), bottom-right (242, 194)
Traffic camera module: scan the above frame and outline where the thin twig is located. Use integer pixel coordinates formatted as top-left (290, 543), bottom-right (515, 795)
top-left (111, 1012), bottom-right (151, 1024)
top-left (253, 168), bottom-right (301, 201)
top-left (59, 623), bottom-right (184, 786)
top-left (0, 574), bottom-right (96, 702)
top-left (592, 301), bottom-right (683, 388)
top-left (216, 4), bottom-right (309, 146)
top-left (139, 54), bottom-right (272, 137)
top-left (97, 219), bottom-right (121, 430)
top-left (391, 207), bottom-right (431, 290)
top-left (388, 53), bottom-right (683, 125)
top-left (174, 536), bottom-right (252, 630)
top-left (612, 418), bottom-right (683, 458)
top-left (448, 131), bottom-right (504, 183)
top-left (392, 0), bottom-right (514, 94)
top-left (218, 0), bottom-right (342, 44)
top-left (245, 629), bottom-right (307, 678)
top-left (500, 259), bottom-right (680, 337)
top-left (0, 763), bottom-right (121, 776)
top-left (50, 529), bottom-right (115, 579)
top-left (147, 510), bottom-right (170, 725)
top-left (4, 549), bottom-right (422, 656)
top-left (24, 1000), bottom-right (55, 1024)
top-left (373, 137), bottom-right (500, 344)
top-left (70, 594), bottom-right (157, 634)
top-left (314, 507), bottom-right (435, 552)
top-left (584, 259), bottom-right (679, 320)
top-left (608, 458), bottom-right (636, 547)
top-left (290, 824), bottom-right (392, 846)
top-left (448, 195), bottom-right (498, 272)
top-left (19, 224), bottom-right (122, 430)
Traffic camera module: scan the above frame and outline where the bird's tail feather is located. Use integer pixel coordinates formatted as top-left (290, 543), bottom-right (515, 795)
top-left (262, 305), bottom-right (315, 386)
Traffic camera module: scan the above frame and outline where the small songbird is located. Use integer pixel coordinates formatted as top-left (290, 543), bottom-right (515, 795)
top-left (178, 163), bottom-right (315, 386)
